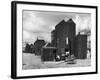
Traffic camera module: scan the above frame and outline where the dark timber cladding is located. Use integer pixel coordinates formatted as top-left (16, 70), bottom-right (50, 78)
top-left (34, 39), bottom-right (45, 55)
top-left (51, 19), bottom-right (76, 56)
top-left (41, 47), bottom-right (57, 61)
top-left (74, 34), bottom-right (87, 59)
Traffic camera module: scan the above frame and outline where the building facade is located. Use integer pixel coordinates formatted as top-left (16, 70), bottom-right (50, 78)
top-left (51, 19), bottom-right (76, 56)
top-left (34, 39), bottom-right (46, 55)
top-left (74, 33), bottom-right (87, 59)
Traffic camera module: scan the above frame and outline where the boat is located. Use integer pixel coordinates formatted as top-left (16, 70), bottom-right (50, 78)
top-left (65, 54), bottom-right (76, 64)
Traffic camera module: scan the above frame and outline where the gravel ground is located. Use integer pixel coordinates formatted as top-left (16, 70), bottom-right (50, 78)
top-left (22, 53), bottom-right (91, 69)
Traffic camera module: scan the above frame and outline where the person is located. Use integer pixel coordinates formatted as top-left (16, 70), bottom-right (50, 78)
top-left (87, 50), bottom-right (91, 59)
top-left (65, 48), bottom-right (70, 58)
top-left (56, 55), bottom-right (60, 61)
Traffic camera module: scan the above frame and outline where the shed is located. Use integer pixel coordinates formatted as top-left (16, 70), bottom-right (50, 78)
top-left (41, 47), bottom-right (57, 61)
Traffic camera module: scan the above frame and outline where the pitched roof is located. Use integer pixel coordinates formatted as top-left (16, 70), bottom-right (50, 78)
top-left (66, 18), bottom-right (75, 24)
top-left (55, 19), bottom-right (66, 29)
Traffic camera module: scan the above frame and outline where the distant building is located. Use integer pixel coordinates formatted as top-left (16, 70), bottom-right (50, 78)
top-left (22, 42), bottom-right (27, 52)
top-left (23, 43), bottom-right (34, 53)
top-left (22, 42), bottom-right (34, 53)
top-left (34, 39), bottom-right (46, 55)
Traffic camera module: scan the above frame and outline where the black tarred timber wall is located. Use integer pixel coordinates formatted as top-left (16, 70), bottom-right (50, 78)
top-left (74, 34), bottom-right (87, 59)
top-left (34, 39), bottom-right (45, 55)
top-left (41, 47), bottom-right (57, 61)
top-left (51, 19), bottom-right (76, 56)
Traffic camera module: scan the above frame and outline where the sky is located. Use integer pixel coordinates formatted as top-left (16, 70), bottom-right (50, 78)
top-left (23, 10), bottom-right (91, 43)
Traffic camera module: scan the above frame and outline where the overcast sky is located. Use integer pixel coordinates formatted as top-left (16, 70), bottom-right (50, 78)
top-left (23, 10), bottom-right (91, 43)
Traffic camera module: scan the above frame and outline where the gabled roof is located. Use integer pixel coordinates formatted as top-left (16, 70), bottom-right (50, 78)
top-left (43, 42), bottom-right (56, 49)
top-left (55, 19), bottom-right (66, 29)
top-left (66, 18), bottom-right (75, 24)
top-left (43, 42), bottom-right (52, 47)
top-left (34, 39), bottom-right (45, 44)
top-left (55, 19), bottom-right (75, 29)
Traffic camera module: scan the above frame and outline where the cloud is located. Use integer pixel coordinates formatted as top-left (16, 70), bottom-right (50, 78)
top-left (73, 14), bottom-right (91, 34)
top-left (23, 10), bottom-right (91, 43)
top-left (23, 11), bottom-right (49, 33)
